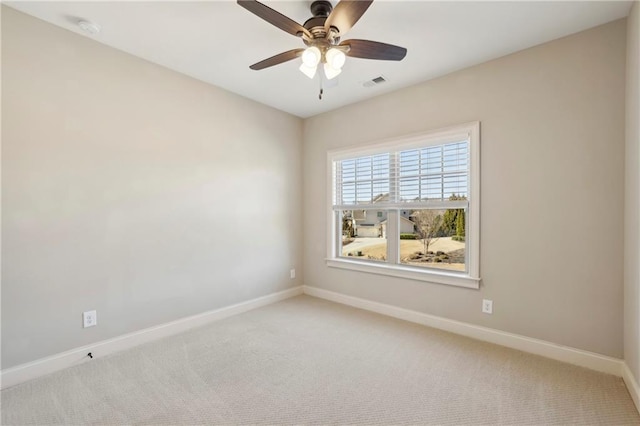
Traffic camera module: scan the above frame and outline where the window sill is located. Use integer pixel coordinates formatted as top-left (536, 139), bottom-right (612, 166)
top-left (326, 258), bottom-right (481, 289)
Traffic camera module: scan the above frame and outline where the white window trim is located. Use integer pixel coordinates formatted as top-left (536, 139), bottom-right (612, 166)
top-left (326, 121), bottom-right (481, 290)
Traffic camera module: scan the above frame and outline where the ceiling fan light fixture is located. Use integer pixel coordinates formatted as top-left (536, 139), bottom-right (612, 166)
top-left (239, 0), bottom-right (407, 88)
top-left (299, 63), bottom-right (318, 79)
top-left (323, 62), bottom-right (342, 80)
top-left (301, 46), bottom-right (321, 67)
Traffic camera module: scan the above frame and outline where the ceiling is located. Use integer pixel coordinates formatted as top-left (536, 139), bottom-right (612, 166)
top-left (5, 1), bottom-right (633, 118)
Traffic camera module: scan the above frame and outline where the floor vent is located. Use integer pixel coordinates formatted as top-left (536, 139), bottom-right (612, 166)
top-left (363, 76), bottom-right (387, 87)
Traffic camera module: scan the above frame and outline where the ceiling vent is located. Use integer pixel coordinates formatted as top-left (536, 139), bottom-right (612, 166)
top-left (363, 76), bottom-right (387, 88)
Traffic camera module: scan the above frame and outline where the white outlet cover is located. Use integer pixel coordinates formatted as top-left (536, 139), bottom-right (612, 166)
top-left (83, 310), bottom-right (97, 328)
top-left (290, 269), bottom-right (296, 279)
top-left (482, 299), bottom-right (493, 314)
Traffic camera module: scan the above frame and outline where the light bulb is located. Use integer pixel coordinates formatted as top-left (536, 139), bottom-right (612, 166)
top-left (323, 63), bottom-right (342, 80)
top-left (299, 63), bottom-right (317, 79)
top-left (325, 48), bottom-right (346, 69)
top-left (301, 46), bottom-right (321, 67)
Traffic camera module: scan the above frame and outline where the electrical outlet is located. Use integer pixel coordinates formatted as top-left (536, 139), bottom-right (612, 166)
top-left (290, 269), bottom-right (296, 279)
top-left (83, 310), bottom-right (97, 328)
top-left (482, 299), bottom-right (493, 314)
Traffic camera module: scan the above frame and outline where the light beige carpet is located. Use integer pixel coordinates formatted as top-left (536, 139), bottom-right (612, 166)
top-left (1, 295), bottom-right (639, 425)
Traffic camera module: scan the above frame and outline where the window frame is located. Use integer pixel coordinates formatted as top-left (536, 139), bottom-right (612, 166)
top-left (326, 121), bottom-right (481, 290)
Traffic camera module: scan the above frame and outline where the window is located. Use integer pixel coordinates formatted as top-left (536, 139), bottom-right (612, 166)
top-left (327, 122), bottom-right (480, 289)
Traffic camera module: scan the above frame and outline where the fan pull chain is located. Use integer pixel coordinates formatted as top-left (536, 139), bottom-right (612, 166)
top-left (319, 73), bottom-right (324, 100)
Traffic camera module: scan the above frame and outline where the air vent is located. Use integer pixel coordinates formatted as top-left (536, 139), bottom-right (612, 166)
top-left (363, 76), bottom-right (387, 88)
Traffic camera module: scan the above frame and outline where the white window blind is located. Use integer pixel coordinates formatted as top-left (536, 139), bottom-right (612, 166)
top-left (334, 154), bottom-right (390, 206)
top-left (398, 141), bottom-right (468, 203)
top-left (333, 140), bottom-right (469, 209)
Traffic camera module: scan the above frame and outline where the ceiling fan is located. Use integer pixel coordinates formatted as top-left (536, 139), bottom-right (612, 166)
top-left (237, 0), bottom-right (407, 85)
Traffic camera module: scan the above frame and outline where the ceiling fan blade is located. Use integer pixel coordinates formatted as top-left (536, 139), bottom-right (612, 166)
top-left (238, 0), bottom-right (311, 38)
top-left (340, 39), bottom-right (407, 61)
top-left (324, 0), bottom-right (373, 36)
top-left (249, 49), bottom-right (305, 70)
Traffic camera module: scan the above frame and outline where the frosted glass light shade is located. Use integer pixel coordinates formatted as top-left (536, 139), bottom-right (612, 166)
top-left (301, 47), bottom-right (321, 67)
top-left (325, 48), bottom-right (346, 69)
top-left (323, 63), bottom-right (342, 80)
top-left (299, 63), bottom-right (317, 79)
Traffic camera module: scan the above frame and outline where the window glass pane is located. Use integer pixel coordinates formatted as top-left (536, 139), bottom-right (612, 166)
top-left (341, 183), bottom-right (356, 205)
top-left (399, 177), bottom-right (419, 202)
top-left (340, 210), bottom-right (388, 262)
top-left (399, 150), bottom-right (419, 176)
top-left (398, 140), bottom-right (469, 202)
top-left (336, 154), bottom-right (390, 206)
top-left (399, 208), bottom-right (466, 272)
top-left (356, 182), bottom-right (372, 203)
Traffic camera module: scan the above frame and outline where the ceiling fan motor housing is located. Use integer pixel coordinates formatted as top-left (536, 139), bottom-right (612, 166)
top-left (310, 0), bottom-right (332, 17)
top-left (304, 0), bottom-right (334, 40)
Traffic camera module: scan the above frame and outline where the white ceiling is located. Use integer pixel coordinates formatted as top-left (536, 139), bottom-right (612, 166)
top-left (5, 1), bottom-right (633, 118)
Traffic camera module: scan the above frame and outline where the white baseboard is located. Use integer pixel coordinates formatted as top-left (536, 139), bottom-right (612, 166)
top-left (303, 285), bottom-right (623, 377)
top-left (1, 286), bottom-right (303, 390)
top-left (622, 362), bottom-right (640, 415)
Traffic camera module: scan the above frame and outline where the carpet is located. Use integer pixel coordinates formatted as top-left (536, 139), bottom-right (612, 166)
top-left (2, 295), bottom-right (639, 425)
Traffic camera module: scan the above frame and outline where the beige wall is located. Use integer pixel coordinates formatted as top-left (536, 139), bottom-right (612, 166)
top-left (625, 1), bottom-right (640, 382)
top-left (303, 20), bottom-right (627, 357)
top-left (1, 7), bottom-right (303, 369)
